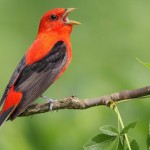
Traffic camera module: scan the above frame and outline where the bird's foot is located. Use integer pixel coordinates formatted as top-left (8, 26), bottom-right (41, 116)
top-left (40, 95), bottom-right (58, 111)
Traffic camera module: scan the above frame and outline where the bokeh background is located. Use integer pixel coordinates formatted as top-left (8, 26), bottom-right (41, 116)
top-left (0, 0), bottom-right (150, 149)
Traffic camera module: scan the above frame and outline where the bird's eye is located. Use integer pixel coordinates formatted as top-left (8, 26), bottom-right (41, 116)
top-left (50, 14), bottom-right (58, 21)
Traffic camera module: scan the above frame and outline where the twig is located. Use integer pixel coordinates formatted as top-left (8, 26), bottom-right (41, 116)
top-left (114, 105), bottom-right (131, 150)
top-left (18, 86), bottom-right (150, 117)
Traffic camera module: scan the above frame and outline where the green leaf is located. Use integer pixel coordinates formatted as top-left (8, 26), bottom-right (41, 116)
top-left (129, 139), bottom-right (139, 150)
top-left (120, 121), bottom-right (137, 135)
top-left (117, 138), bottom-right (124, 150)
top-left (91, 134), bottom-right (116, 144)
top-left (147, 121), bottom-right (150, 149)
top-left (99, 125), bottom-right (119, 136)
top-left (105, 138), bottom-right (123, 150)
top-left (84, 134), bottom-right (116, 150)
top-left (109, 137), bottom-right (125, 150)
top-left (136, 57), bottom-right (150, 68)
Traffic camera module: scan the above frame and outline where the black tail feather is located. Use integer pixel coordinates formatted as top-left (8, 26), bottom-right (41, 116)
top-left (0, 107), bottom-right (14, 126)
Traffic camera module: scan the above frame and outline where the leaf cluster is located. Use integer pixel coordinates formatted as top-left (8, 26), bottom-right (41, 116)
top-left (84, 122), bottom-right (139, 150)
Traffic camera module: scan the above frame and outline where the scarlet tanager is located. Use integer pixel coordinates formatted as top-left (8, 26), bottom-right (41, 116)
top-left (0, 8), bottom-right (80, 126)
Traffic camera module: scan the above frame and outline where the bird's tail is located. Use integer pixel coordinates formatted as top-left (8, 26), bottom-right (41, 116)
top-left (0, 86), bottom-right (22, 126)
top-left (0, 107), bottom-right (14, 126)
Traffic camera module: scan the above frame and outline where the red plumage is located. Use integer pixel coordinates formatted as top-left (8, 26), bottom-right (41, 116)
top-left (0, 8), bottom-right (80, 126)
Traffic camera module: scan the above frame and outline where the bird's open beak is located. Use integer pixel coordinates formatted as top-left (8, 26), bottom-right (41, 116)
top-left (62, 8), bottom-right (81, 25)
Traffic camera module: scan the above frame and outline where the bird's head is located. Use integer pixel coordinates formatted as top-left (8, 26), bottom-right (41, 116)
top-left (38, 8), bottom-right (80, 36)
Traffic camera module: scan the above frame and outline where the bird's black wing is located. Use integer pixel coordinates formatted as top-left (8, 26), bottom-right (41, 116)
top-left (0, 56), bottom-right (26, 107)
top-left (9, 41), bottom-right (68, 120)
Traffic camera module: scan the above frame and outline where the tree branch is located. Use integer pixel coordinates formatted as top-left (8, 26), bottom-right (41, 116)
top-left (19, 86), bottom-right (150, 117)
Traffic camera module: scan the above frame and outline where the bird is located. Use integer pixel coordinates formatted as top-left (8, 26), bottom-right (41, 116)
top-left (0, 8), bottom-right (80, 126)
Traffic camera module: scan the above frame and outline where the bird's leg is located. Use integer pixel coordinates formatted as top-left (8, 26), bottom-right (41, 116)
top-left (40, 95), bottom-right (58, 111)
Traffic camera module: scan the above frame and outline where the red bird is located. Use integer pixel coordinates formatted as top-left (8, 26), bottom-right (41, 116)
top-left (0, 8), bottom-right (80, 126)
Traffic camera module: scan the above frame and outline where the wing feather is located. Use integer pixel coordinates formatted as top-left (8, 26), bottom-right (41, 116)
top-left (0, 56), bottom-right (26, 107)
top-left (9, 41), bottom-right (67, 120)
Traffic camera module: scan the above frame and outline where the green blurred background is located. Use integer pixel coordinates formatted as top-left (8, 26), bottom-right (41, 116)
top-left (0, 0), bottom-right (150, 149)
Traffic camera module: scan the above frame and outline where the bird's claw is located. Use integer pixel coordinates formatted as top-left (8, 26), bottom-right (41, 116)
top-left (40, 95), bottom-right (58, 111)
top-left (48, 98), bottom-right (57, 111)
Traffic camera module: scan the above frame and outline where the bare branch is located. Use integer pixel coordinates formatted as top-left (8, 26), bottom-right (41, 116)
top-left (19, 86), bottom-right (150, 117)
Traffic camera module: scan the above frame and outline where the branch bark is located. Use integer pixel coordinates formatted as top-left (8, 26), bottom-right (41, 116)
top-left (19, 86), bottom-right (150, 117)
